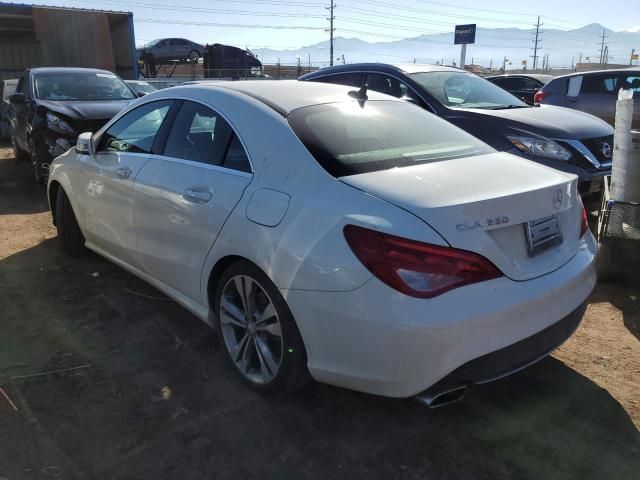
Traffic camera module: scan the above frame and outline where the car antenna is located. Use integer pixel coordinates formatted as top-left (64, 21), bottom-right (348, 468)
top-left (348, 83), bottom-right (368, 102)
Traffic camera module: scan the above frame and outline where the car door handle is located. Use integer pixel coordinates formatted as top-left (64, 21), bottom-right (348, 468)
top-left (115, 167), bottom-right (132, 178)
top-left (183, 189), bottom-right (212, 204)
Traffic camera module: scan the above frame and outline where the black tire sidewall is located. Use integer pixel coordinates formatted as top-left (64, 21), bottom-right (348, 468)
top-left (214, 260), bottom-right (308, 394)
top-left (55, 188), bottom-right (85, 255)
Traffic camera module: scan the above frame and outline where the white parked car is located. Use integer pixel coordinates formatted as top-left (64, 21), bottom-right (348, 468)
top-left (47, 81), bottom-right (596, 406)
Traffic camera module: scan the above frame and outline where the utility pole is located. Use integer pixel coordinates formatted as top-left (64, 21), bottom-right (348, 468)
top-left (489, 58), bottom-right (493, 72)
top-left (326, 2), bottom-right (336, 67)
top-left (502, 56), bottom-right (508, 71)
top-left (531, 16), bottom-right (543, 70)
top-left (598, 28), bottom-right (608, 64)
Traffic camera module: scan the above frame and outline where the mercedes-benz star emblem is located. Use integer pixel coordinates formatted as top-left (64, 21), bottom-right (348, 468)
top-left (600, 142), bottom-right (612, 159)
top-left (553, 189), bottom-right (563, 210)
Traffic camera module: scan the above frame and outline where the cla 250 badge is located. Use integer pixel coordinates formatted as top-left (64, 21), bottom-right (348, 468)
top-left (457, 216), bottom-right (510, 231)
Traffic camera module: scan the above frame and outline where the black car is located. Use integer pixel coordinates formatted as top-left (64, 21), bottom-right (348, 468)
top-left (486, 74), bottom-right (554, 104)
top-left (9, 67), bottom-right (137, 184)
top-left (300, 64), bottom-right (613, 194)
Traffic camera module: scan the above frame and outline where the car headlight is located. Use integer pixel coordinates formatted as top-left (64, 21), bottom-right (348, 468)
top-left (46, 112), bottom-right (76, 136)
top-left (507, 134), bottom-right (571, 161)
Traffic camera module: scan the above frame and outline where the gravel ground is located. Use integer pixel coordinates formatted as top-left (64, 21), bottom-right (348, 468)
top-left (0, 143), bottom-right (638, 479)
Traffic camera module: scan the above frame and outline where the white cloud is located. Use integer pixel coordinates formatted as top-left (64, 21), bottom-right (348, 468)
top-left (624, 26), bottom-right (640, 32)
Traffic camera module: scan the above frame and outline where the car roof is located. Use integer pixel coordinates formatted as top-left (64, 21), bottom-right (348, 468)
top-left (486, 73), bottom-right (554, 81)
top-left (553, 68), bottom-right (640, 79)
top-left (171, 79), bottom-right (399, 115)
top-left (30, 67), bottom-right (117, 75)
top-left (301, 62), bottom-right (460, 79)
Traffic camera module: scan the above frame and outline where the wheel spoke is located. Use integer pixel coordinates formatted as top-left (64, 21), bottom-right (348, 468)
top-left (255, 337), bottom-right (279, 378)
top-left (232, 333), bottom-right (250, 365)
top-left (220, 296), bottom-right (246, 328)
top-left (256, 302), bottom-right (276, 326)
top-left (256, 320), bottom-right (281, 338)
top-left (233, 276), bottom-right (249, 315)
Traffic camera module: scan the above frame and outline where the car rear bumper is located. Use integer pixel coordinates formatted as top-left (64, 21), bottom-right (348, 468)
top-left (283, 233), bottom-right (596, 398)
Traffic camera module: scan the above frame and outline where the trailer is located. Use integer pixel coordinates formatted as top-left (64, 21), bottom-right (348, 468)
top-left (0, 3), bottom-right (138, 81)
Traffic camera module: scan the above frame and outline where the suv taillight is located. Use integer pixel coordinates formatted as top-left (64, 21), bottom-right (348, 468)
top-left (580, 206), bottom-right (589, 237)
top-left (534, 89), bottom-right (550, 104)
top-left (343, 225), bottom-right (503, 298)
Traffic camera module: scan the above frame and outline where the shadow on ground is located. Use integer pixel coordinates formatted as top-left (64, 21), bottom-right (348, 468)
top-left (589, 282), bottom-right (640, 341)
top-left (0, 141), bottom-right (49, 215)
top-left (0, 239), bottom-right (638, 480)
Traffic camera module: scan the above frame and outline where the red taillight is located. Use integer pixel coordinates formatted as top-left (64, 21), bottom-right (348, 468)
top-left (534, 89), bottom-right (550, 104)
top-left (343, 225), bottom-right (503, 298)
top-left (580, 206), bottom-right (589, 237)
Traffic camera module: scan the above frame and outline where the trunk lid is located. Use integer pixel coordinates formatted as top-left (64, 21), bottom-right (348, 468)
top-left (340, 152), bottom-right (582, 281)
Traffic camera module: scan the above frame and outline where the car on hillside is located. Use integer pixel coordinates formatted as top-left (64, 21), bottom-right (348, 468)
top-left (535, 68), bottom-right (640, 129)
top-left (138, 38), bottom-right (205, 64)
top-left (125, 80), bottom-right (157, 96)
top-left (47, 80), bottom-right (596, 406)
top-left (486, 73), bottom-right (554, 104)
top-left (8, 67), bottom-right (136, 185)
top-left (300, 64), bottom-right (614, 195)
top-left (0, 78), bottom-right (18, 139)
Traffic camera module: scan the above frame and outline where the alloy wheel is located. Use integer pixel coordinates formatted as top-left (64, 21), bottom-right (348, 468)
top-left (219, 275), bottom-right (283, 384)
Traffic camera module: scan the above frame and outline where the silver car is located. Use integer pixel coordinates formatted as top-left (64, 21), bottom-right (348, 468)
top-left (138, 38), bottom-right (204, 63)
top-left (536, 68), bottom-right (640, 129)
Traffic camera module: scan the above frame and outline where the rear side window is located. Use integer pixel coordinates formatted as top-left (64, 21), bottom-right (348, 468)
top-left (288, 100), bottom-right (494, 177)
top-left (163, 100), bottom-right (251, 172)
top-left (581, 74), bottom-right (619, 94)
top-left (164, 101), bottom-right (232, 165)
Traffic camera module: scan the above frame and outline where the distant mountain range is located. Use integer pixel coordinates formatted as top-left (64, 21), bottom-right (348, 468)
top-left (252, 23), bottom-right (640, 69)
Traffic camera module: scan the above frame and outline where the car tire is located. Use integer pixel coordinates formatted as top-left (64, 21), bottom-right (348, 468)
top-left (55, 187), bottom-right (86, 256)
top-left (10, 134), bottom-right (29, 162)
top-left (214, 260), bottom-right (309, 394)
top-left (189, 50), bottom-right (199, 63)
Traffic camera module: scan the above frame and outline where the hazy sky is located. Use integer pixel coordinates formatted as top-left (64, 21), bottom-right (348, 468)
top-left (30, 0), bottom-right (640, 50)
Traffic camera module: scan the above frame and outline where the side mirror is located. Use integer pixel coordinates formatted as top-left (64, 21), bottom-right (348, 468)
top-left (76, 132), bottom-right (95, 155)
top-left (9, 93), bottom-right (26, 104)
top-left (136, 91), bottom-right (148, 98)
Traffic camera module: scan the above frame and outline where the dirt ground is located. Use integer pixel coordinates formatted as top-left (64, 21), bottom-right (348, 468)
top-left (0, 142), bottom-right (638, 479)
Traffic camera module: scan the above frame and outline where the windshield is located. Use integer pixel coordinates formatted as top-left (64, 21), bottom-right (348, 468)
top-left (34, 72), bottom-right (135, 101)
top-left (288, 100), bottom-right (494, 177)
top-left (410, 71), bottom-right (527, 109)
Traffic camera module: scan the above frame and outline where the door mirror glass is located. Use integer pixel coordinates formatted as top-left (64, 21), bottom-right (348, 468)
top-left (76, 132), bottom-right (95, 155)
top-left (9, 93), bottom-right (26, 104)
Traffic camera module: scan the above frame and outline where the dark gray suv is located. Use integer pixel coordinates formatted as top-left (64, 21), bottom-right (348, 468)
top-left (300, 63), bottom-right (614, 194)
top-left (535, 68), bottom-right (640, 129)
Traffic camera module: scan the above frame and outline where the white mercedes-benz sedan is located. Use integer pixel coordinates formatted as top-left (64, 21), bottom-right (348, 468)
top-left (47, 80), bottom-right (596, 406)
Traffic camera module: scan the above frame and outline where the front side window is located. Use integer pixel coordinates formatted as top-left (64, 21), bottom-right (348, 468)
top-left (34, 72), bottom-right (135, 101)
top-left (622, 75), bottom-right (640, 93)
top-left (99, 100), bottom-right (172, 154)
top-left (288, 100), bottom-right (494, 177)
top-left (163, 101), bottom-right (236, 167)
top-left (410, 71), bottom-right (527, 109)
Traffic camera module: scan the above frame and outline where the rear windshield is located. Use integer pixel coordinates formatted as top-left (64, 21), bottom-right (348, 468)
top-left (34, 72), bottom-right (135, 101)
top-left (287, 100), bottom-right (494, 176)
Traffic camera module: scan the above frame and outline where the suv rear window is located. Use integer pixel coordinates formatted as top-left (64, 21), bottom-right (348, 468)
top-left (288, 100), bottom-right (494, 177)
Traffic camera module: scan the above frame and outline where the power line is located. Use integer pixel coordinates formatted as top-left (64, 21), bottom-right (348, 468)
top-left (137, 18), bottom-right (325, 29)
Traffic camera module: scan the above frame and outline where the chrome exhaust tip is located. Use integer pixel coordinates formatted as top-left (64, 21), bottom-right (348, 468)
top-left (415, 385), bottom-right (468, 408)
